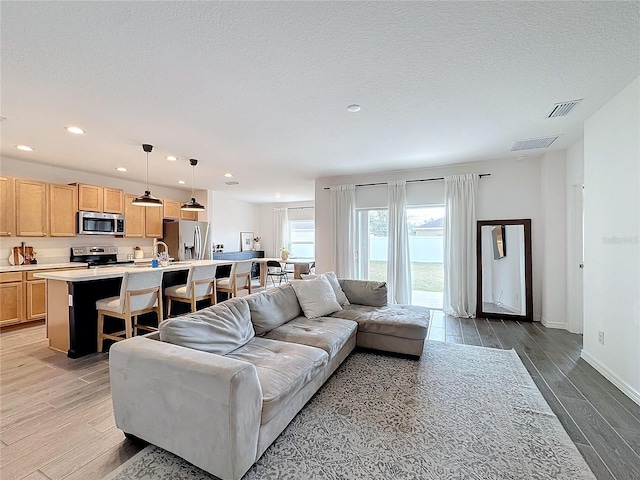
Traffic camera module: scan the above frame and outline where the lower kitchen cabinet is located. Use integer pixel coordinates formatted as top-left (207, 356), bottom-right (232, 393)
top-left (26, 276), bottom-right (47, 320)
top-left (0, 273), bottom-right (23, 325)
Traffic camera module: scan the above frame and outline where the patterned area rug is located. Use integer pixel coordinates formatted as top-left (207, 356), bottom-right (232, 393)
top-left (104, 341), bottom-right (595, 479)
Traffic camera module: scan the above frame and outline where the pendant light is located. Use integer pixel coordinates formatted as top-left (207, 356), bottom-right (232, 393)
top-left (132, 144), bottom-right (163, 207)
top-left (181, 158), bottom-right (205, 211)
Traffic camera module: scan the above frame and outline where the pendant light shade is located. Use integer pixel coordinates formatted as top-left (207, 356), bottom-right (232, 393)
top-left (181, 159), bottom-right (205, 211)
top-left (132, 144), bottom-right (163, 207)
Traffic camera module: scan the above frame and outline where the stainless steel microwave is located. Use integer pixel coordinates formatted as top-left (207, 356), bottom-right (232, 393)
top-left (77, 211), bottom-right (125, 235)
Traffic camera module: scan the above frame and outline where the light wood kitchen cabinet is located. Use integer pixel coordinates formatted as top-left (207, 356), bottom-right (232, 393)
top-left (76, 183), bottom-right (103, 212)
top-left (49, 183), bottom-right (77, 237)
top-left (26, 278), bottom-right (46, 320)
top-left (103, 187), bottom-right (124, 214)
top-left (0, 176), bottom-right (16, 236)
top-left (124, 194), bottom-right (145, 237)
top-left (0, 273), bottom-right (23, 325)
top-left (181, 209), bottom-right (199, 221)
top-left (16, 179), bottom-right (48, 237)
top-left (145, 205), bottom-right (163, 238)
top-left (163, 199), bottom-right (182, 219)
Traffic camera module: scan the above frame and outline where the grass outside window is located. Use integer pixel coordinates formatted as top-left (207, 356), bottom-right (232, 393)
top-left (368, 261), bottom-right (444, 292)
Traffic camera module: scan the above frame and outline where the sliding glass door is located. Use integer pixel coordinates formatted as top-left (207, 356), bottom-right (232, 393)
top-left (356, 205), bottom-right (444, 309)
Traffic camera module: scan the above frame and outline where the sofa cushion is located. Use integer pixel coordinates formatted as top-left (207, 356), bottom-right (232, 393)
top-left (226, 337), bottom-right (328, 424)
top-left (330, 304), bottom-right (430, 340)
top-left (301, 272), bottom-right (350, 306)
top-left (263, 316), bottom-right (357, 359)
top-left (290, 276), bottom-right (342, 319)
top-left (244, 284), bottom-right (302, 335)
top-left (159, 297), bottom-right (254, 355)
top-left (338, 279), bottom-right (388, 307)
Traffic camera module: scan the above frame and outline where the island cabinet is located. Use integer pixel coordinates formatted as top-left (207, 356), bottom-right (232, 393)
top-left (124, 194), bottom-right (163, 238)
top-left (16, 179), bottom-right (48, 237)
top-left (49, 183), bottom-right (77, 236)
top-left (0, 176), bottom-right (16, 237)
top-left (74, 183), bottom-right (124, 214)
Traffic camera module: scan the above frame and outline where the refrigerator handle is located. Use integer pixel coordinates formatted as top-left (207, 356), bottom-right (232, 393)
top-left (194, 225), bottom-right (201, 260)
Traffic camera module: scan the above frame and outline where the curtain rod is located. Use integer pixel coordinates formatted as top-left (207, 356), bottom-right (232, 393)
top-left (272, 206), bottom-right (315, 211)
top-left (322, 173), bottom-right (491, 190)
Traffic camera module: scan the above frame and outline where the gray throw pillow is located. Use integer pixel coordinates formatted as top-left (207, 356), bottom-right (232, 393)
top-left (290, 276), bottom-right (343, 319)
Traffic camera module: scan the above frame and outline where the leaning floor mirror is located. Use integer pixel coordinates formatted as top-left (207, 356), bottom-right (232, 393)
top-left (476, 219), bottom-right (533, 321)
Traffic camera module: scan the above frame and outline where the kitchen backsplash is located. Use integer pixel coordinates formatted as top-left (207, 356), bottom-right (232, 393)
top-left (0, 237), bottom-right (156, 266)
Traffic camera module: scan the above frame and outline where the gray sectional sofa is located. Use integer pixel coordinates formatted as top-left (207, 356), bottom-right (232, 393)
top-left (109, 278), bottom-right (430, 480)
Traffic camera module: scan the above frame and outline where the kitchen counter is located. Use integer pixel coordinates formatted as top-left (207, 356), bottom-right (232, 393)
top-left (0, 262), bottom-right (88, 273)
top-left (36, 259), bottom-right (234, 358)
top-left (33, 260), bottom-right (231, 282)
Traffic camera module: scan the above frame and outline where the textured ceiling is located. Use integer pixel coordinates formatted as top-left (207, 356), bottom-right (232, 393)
top-left (1, 1), bottom-right (638, 203)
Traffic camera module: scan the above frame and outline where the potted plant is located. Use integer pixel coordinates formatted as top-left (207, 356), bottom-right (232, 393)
top-left (253, 236), bottom-right (262, 251)
top-left (280, 247), bottom-right (289, 261)
top-left (157, 251), bottom-right (171, 267)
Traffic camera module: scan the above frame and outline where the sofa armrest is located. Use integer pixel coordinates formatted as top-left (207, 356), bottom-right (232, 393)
top-left (109, 336), bottom-right (262, 480)
top-left (338, 279), bottom-right (388, 307)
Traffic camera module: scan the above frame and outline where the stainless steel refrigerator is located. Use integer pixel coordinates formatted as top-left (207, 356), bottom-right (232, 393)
top-left (163, 220), bottom-right (210, 261)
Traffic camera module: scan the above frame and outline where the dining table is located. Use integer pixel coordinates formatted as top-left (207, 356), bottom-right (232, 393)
top-left (252, 257), bottom-right (315, 287)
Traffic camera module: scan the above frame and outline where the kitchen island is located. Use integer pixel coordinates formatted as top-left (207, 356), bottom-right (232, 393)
top-left (34, 260), bottom-right (232, 358)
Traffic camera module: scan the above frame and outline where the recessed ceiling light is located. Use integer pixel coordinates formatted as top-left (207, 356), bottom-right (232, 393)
top-left (273, 192), bottom-right (281, 198)
top-left (65, 126), bottom-right (85, 134)
top-left (224, 173), bottom-right (233, 178)
top-left (347, 104), bottom-right (361, 112)
top-left (166, 156), bottom-right (178, 161)
top-left (116, 167), bottom-right (127, 172)
top-left (16, 145), bottom-right (34, 151)
top-left (177, 180), bottom-right (186, 184)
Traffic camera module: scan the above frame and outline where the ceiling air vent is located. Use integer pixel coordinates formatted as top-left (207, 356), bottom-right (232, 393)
top-left (547, 99), bottom-right (582, 118)
top-left (224, 181), bottom-right (240, 186)
top-left (511, 136), bottom-right (559, 151)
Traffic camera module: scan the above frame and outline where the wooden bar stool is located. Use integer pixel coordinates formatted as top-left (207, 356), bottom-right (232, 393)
top-left (164, 264), bottom-right (217, 317)
top-left (216, 260), bottom-right (252, 299)
top-left (96, 270), bottom-right (164, 352)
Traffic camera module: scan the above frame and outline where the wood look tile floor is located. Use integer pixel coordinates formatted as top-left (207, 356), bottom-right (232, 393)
top-left (1, 313), bottom-right (639, 479)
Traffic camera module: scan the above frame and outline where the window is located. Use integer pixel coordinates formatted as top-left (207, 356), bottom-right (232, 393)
top-left (289, 220), bottom-right (314, 259)
top-left (356, 208), bottom-right (388, 281)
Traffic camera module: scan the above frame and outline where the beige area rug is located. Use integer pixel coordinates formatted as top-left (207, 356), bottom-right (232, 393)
top-left (104, 341), bottom-right (596, 479)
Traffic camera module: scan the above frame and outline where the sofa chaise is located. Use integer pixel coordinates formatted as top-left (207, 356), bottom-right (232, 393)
top-left (109, 276), bottom-right (430, 480)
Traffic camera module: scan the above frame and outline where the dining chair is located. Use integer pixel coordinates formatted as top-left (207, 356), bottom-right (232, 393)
top-left (164, 264), bottom-right (217, 317)
top-left (216, 260), bottom-right (253, 299)
top-left (96, 269), bottom-right (163, 352)
top-left (266, 260), bottom-right (288, 286)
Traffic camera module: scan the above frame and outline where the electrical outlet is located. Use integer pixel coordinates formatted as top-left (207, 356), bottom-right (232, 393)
top-left (598, 331), bottom-right (605, 345)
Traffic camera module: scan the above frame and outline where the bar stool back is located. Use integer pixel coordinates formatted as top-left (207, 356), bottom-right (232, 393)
top-left (164, 264), bottom-right (217, 317)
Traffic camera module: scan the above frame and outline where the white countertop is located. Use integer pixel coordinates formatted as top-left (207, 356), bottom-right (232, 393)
top-left (0, 262), bottom-right (88, 273)
top-left (33, 260), bottom-right (233, 282)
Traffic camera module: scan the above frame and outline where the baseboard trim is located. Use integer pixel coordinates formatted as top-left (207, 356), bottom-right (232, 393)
top-left (541, 317), bottom-right (568, 329)
top-left (581, 350), bottom-right (640, 406)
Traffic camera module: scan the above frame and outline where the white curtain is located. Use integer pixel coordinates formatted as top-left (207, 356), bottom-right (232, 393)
top-left (387, 180), bottom-right (412, 304)
top-left (330, 184), bottom-right (356, 278)
top-left (273, 208), bottom-right (289, 257)
top-left (443, 174), bottom-right (479, 318)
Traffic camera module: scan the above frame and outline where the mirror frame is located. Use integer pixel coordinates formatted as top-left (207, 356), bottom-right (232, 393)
top-left (476, 219), bottom-right (533, 321)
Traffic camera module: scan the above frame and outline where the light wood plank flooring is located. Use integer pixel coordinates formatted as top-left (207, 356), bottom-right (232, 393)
top-left (2, 313), bottom-right (639, 479)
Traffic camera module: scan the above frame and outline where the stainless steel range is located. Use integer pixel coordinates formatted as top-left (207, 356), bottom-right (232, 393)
top-left (70, 246), bottom-right (134, 268)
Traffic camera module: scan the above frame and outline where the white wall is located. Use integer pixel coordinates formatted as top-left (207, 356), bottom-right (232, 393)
top-left (315, 156), bottom-right (546, 320)
top-left (0, 157), bottom-right (203, 263)
top-left (540, 151), bottom-right (568, 328)
top-left (582, 77), bottom-right (640, 404)
top-left (257, 201), bottom-right (315, 257)
top-left (211, 192), bottom-right (260, 253)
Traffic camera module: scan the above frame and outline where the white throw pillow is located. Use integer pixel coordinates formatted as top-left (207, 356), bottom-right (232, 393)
top-left (291, 275), bottom-right (343, 319)
top-left (300, 271), bottom-right (350, 306)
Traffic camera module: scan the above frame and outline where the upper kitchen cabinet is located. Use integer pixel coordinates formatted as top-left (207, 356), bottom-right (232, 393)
top-left (49, 183), bottom-right (77, 237)
top-left (103, 187), bottom-right (124, 214)
top-left (73, 183), bottom-right (124, 214)
top-left (181, 209), bottom-right (199, 221)
top-left (0, 176), bottom-right (16, 236)
top-left (124, 194), bottom-right (145, 237)
top-left (75, 183), bottom-right (103, 212)
top-left (16, 179), bottom-right (48, 237)
top-left (145, 205), bottom-right (163, 238)
top-left (163, 199), bottom-right (182, 219)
